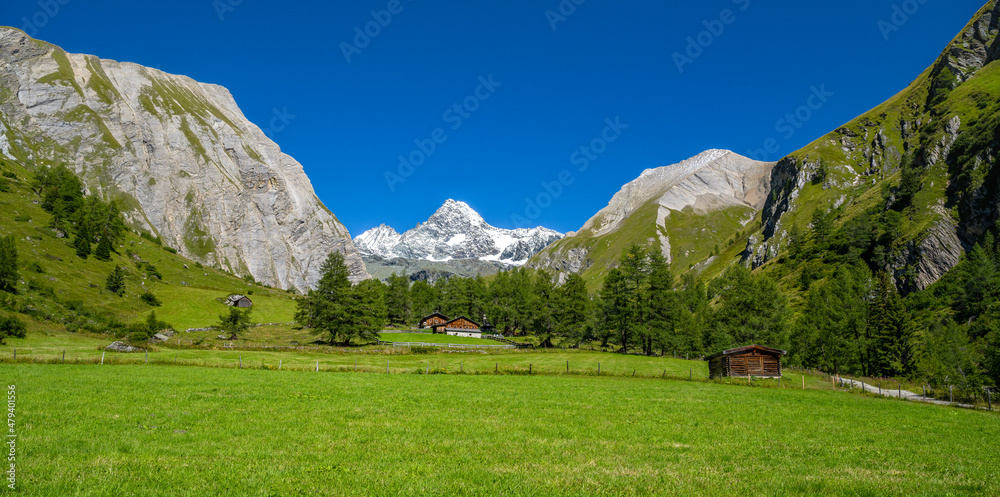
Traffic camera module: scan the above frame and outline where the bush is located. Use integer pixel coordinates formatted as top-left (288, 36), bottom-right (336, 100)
top-left (0, 315), bottom-right (27, 345)
top-left (13, 215), bottom-right (30, 222)
top-left (139, 231), bottom-right (162, 246)
top-left (140, 291), bottom-right (162, 307)
top-left (1, 171), bottom-right (16, 180)
top-left (410, 346), bottom-right (437, 354)
top-left (163, 246), bottom-right (177, 254)
top-left (26, 262), bottom-right (44, 274)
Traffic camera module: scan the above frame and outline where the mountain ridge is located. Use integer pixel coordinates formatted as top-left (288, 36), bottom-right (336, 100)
top-left (355, 199), bottom-right (563, 266)
top-left (0, 27), bottom-right (369, 290)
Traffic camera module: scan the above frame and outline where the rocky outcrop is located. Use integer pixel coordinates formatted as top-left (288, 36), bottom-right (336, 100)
top-left (0, 28), bottom-right (368, 289)
top-left (354, 199), bottom-right (562, 265)
top-left (530, 150), bottom-right (774, 280)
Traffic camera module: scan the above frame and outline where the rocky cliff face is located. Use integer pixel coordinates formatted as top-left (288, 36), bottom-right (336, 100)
top-left (530, 150), bottom-right (775, 283)
top-left (750, 0), bottom-right (1000, 291)
top-left (0, 27), bottom-right (368, 289)
top-left (354, 199), bottom-right (563, 265)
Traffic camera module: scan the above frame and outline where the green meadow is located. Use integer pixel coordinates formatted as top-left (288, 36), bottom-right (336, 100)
top-left (2, 363), bottom-right (997, 496)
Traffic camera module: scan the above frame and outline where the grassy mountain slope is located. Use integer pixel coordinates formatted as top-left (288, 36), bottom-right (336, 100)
top-left (0, 155), bottom-right (297, 334)
top-left (747, 1), bottom-right (1000, 293)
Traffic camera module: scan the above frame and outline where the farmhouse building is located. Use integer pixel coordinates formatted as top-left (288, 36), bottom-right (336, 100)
top-left (225, 294), bottom-right (253, 308)
top-left (444, 316), bottom-right (482, 338)
top-left (418, 312), bottom-right (449, 329)
top-left (707, 345), bottom-right (786, 379)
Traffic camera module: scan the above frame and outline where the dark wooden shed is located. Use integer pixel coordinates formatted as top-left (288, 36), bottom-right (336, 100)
top-left (707, 345), bottom-right (786, 379)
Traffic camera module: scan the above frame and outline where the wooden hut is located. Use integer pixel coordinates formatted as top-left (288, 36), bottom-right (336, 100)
top-left (225, 294), bottom-right (253, 308)
top-left (417, 312), bottom-right (449, 330)
top-left (707, 345), bottom-right (786, 379)
top-left (443, 316), bottom-right (482, 338)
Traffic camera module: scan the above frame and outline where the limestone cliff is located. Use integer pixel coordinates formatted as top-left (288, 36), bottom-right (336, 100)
top-left (0, 27), bottom-right (368, 289)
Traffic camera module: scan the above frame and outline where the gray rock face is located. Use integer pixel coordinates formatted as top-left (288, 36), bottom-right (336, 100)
top-left (530, 149), bottom-right (774, 280)
top-left (0, 28), bottom-right (369, 289)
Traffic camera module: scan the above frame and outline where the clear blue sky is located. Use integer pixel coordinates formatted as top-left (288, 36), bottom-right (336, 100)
top-left (4, 0), bottom-right (988, 235)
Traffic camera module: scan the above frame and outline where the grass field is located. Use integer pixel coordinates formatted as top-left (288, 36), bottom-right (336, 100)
top-left (3, 364), bottom-right (997, 496)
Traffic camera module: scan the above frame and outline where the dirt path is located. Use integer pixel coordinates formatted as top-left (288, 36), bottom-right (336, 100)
top-left (837, 377), bottom-right (978, 408)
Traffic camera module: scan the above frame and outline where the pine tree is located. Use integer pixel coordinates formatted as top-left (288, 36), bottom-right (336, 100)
top-left (0, 234), bottom-right (20, 294)
top-left (554, 273), bottom-right (591, 345)
top-left (216, 306), bottom-right (253, 340)
top-left (105, 265), bottom-right (126, 297)
top-left (74, 223), bottom-right (91, 259)
top-left (385, 273), bottom-right (413, 326)
top-left (646, 252), bottom-right (678, 356)
top-left (94, 231), bottom-right (112, 261)
top-left (295, 251), bottom-right (385, 346)
top-left (869, 272), bottom-right (914, 377)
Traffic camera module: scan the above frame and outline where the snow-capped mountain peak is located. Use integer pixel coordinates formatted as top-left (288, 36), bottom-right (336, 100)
top-left (353, 200), bottom-right (563, 265)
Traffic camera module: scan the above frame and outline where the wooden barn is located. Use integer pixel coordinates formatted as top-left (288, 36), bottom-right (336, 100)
top-left (417, 312), bottom-right (449, 330)
top-left (444, 316), bottom-right (482, 338)
top-left (707, 345), bottom-right (786, 379)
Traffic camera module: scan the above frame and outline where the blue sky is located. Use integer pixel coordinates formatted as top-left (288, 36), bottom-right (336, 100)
top-left (4, 0), bottom-right (988, 235)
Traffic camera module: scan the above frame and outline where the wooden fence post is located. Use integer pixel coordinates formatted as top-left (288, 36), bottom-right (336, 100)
top-left (801, 375), bottom-right (804, 390)
top-left (144, 350), bottom-right (147, 364)
top-left (598, 362), bottom-right (601, 374)
top-left (566, 360), bottom-right (568, 373)
top-left (317, 361), bottom-right (320, 372)
top-left (279, 360), bottom-right (282, 370)
top-left (239, 355), bottom-right (242, 369)
top-left (988, 389), bottom-right (992, 411)
top-left (495, 362), bottom-right (498, 373)
top-left (386, 360), bottom-right (389, 374)
top-left (354, 359), bottom-right (357, 372)
top-left (62, 350), bottom-right (65, 363)
top-left (101, 351), bottom-right (105, 365)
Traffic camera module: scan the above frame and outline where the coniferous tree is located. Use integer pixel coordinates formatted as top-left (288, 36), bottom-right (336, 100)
top-left (0, 234), bottom-right (20, 294)
top-left (554, 273), bottom-right (592, 345)
top-left (531, 271), bottom-right (556, 347)
top-left (105, 265), bottom-right (126, 297)
top-left (216, 306), bottom-right (253, 340)
top-left (385, 273), bottom-right (413, 326)
top-left (94, 232), bottom-right (113, 261)
top-left (869, 271), bottom-right (915, 376)
top-left (74, 223), bottom-right (92, 259)
top-left (295, 252), bottom-right (385, 346)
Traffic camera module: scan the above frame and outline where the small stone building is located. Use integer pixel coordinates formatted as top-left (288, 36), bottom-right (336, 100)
top-left (226, 294), bottom-right (253, 308)
top-left (707, 345), bottom-right (786, 379)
